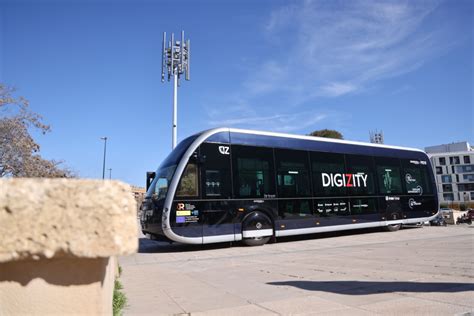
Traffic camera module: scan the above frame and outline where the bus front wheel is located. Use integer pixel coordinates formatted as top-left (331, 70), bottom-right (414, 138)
top-left (241, 212), bottom-right (273, 246)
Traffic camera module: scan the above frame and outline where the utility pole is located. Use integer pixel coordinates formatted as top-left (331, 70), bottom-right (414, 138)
top-left (100, 137), bottom-right (108, 180)
top-left (162, 30), bottom-right (191, 149)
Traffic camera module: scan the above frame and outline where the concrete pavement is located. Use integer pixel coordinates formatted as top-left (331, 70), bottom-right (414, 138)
top-left (119, 225), bottom-right (474, 315)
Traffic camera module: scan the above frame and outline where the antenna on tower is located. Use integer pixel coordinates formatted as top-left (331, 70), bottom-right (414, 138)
top-left (161, 31), bottom-right (191, 149)
top-left (370, 130), bottom-right (384, 144)
top-left (161, 32), bottom-right (166, 82)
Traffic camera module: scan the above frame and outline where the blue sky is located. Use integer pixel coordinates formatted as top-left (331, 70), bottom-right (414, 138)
top-left (1, 0), bottom-right (472, 186)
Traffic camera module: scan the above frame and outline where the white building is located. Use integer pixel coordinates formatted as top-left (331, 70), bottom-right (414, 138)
top-left (425, 141), bottom-right (474, 203)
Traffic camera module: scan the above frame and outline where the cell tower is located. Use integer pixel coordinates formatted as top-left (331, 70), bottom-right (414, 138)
top-left (162, 31), bottom-right (190, 149)
top-left (370, 130), bottom-right (384, 144)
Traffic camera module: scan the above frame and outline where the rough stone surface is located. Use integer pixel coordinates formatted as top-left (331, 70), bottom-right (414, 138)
top-left (0, 179), bottom-right (138, 262)
top-left (0, 257), bottom-right (116, 315)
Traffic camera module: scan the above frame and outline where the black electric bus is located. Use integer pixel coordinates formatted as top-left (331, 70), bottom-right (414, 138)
top-left (141, 128), bottom-right (438, 246)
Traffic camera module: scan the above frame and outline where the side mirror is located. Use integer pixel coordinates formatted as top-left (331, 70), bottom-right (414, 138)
top-left (146, 171), bottom-right (156, 191)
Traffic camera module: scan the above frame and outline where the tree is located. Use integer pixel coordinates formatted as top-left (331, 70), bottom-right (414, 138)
top-left (309, 129), bottom-right (343, 139)
top-left (0, 84), bottom-right (73, 178)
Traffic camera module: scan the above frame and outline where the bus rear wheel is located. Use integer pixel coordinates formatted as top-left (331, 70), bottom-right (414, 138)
top-left (242, 235), bottom-right (271, 246)
top-left (241, 211), bottom-right (273, 246)
top-left (384, 224), bottom-right (401, 232)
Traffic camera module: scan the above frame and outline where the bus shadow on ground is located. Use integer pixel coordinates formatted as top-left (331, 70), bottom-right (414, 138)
top-left (267, 280), bottom-right (474, 295)
top-left (274, 227), bottom-right (390, 244)
top-left (137, 227), bottom-right (397, 253)
top-left (138, 237), bottom-right (233, 253)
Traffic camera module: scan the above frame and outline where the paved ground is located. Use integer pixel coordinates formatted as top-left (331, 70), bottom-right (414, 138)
top-left (119, 225), bottom-right (474, 315)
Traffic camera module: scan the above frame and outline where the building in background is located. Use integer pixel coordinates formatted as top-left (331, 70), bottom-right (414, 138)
top-left (131, 186), bottom-right (146, 214)
top-left (425, 141), bottom-right (474, 205)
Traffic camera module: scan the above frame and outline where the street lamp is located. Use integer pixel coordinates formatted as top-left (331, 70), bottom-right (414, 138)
top-left (108, 168), bottom-right (112, 180)
top-left (100, 137), bottom-right (107, 180)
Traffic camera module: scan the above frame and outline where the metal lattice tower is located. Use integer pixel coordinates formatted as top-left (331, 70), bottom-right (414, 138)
top-left (162, 31), bottom-right (190, 149)
top-left (370, 130), bottom-right (384, 144)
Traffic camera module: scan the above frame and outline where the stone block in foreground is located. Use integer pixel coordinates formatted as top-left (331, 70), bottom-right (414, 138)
top-left (0, 179), bottom-right (138, 262)
top-left (0, 179), bottom-right (138, 315)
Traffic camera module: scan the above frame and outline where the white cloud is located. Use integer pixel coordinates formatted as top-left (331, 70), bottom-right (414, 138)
top-left (208, 110), bottom-right (328, 133)
top-left (319, 82), bottom-right (358, 98)
top-left (242, 61), bottom-right (287, 95)
top-left (257, 0), bottom-right (444, 98)
top-left (204, 0), bottom-right (451, 133)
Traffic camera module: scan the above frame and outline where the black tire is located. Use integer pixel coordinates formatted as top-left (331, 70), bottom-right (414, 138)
top-left (148, 233), bottom-right (159, 240)
top-left (242, 236), bottom-right (271, 246)
top-left (242, 212), bottom-right (273, 246)
top-left (383, 224), bottom-right (401, 232)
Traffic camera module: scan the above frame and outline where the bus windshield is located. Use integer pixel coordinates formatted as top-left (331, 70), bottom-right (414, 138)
top-left (148, 164), bottom-right (176, 200)
top-left (158, 134), bottom-right (199, 169)
top-left (146, 134), bottom-right (199, 198)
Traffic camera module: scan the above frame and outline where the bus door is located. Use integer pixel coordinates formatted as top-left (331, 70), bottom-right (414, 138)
top-left (379, 196), bottom-right (403, 221)
top-left (375, 157), bottom-right (404, 221)
top-left (345, 155), bottom-right (379, 224)
top-left (199, 143), bottom-right (236, 242)
top-left (401, 159), bottom-right (436, 219)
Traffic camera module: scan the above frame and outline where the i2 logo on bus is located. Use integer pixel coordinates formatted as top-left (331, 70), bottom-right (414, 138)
top-left (218, 146), bottom-right (230, 155)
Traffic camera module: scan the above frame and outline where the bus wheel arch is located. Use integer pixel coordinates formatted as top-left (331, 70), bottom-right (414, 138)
top-left (384, 212), bottom-right (402, 232)
top-left (383, 223), bottom-right (401, 232)
top-left (241, 211), bottom-right (274, 246)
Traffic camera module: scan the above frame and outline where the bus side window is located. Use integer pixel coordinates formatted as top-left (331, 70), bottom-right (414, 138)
top-left (275, 149), bottom-right (311, 197)
top-left (311, 152), bottom-right (346, 197)
top-left (200, 143), bottom-right (232, 198)
top-left (176, 163), bottom-right (199, 197)
top-left (232, 145), bottom-right (275, 198)
top-left (205, 170), bottom-right (222, 196)
top-left (345, 155), bottom-right (376, 196)
top-left (375, 157), bottom-right (402, 195)
top-left (402, 159), bottom-right (432, 195)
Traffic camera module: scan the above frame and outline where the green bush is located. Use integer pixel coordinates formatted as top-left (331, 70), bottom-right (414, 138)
top-left (113, 267), bottom-right (127, 316)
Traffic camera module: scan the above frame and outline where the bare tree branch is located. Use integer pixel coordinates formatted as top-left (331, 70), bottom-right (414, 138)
top-left (0, 84), bottom-right (74, 178)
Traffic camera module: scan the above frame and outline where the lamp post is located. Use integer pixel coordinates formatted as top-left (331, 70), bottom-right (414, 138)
top-left (108, 168), bottom-right (112, 180)
top-left (100, 137), bottom-right (107, 180)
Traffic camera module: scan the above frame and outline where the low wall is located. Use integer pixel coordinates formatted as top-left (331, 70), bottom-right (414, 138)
top-left (443, 210), bottom-right (468, 225)
top-left (0, 179), bottom-right (138, 315)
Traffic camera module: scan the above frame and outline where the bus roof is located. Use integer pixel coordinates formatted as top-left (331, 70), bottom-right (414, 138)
top-left (194, 127), bottom-right (427, 159)
top-left (228, 128), bottom-right (424, 152)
